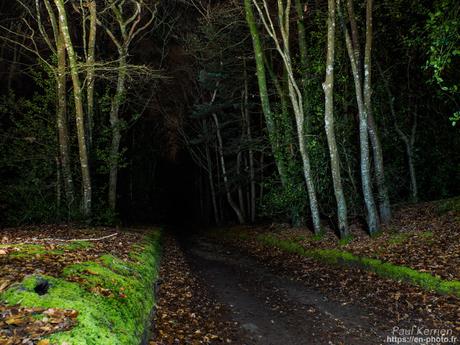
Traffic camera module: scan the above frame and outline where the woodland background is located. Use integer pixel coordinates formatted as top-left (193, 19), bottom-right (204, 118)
top-left (0, 0), bottom-right (458, 235)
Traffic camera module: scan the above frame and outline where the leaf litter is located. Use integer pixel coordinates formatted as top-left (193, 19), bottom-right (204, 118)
top-left (0, 225), bottom-right (148, 345)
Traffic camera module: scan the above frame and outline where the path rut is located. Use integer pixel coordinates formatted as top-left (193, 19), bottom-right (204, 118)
top-left (181, 236), bottom-right (393, 345)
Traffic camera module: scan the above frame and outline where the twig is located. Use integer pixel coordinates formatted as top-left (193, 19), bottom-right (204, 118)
top-left (41, 232), bottom-right (119, 242)
top-left (4, 233), bottom-right (119, 245)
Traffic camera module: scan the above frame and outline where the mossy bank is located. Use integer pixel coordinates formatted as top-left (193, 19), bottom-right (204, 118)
top-left (1, 229), bottom-right (162, 345)
top-left (255, 233), bottom-right (460, 298)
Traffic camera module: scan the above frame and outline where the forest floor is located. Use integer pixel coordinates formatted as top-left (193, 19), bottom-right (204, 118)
top-left (0, 225), bottom-right (160, 345)
top-left (1, 199), bottom-right (459, 345)
top-left (151, 198), bottom-right (460, 345)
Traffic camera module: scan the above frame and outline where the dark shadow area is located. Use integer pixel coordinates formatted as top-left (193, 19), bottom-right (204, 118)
top-left (116, 118), bottom-right (208, 230)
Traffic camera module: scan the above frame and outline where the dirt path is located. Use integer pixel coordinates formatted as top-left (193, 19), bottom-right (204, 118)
top-left (178, 235), bottom-right (393, 345)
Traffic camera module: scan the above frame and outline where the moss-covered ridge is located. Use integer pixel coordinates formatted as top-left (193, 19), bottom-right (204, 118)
top-left (1, 229), bottom-right (161, 345)
top-left (256, 233), bottom-right (460, 298)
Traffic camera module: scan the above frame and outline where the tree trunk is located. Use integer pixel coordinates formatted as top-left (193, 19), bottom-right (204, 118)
top-left (244, 0), bottom-right (289, 189)
top-left (205, 132), bottom-right (220, 225)
top-left (294, 0), bottom-right (311, 129)
top-left (362, 0), bottom-right (391, 223)
top-left (212, 113), bottom-right (246, 224)
top-left (265, 46), bottom-right (306, 227)
top-left (56, 28), bottom-right (75, 209)
top-left (55, 0), bottom-right (92, 218)
top-left (323, 0), bottom-right (348, 237)
top-left (86, 0), bottom-right (97, 150)
top-left (277, 1), bottom-right (322, 234)
top-left (108, 52), bottom-right (127, 211)
top-left (367, 113), bottom-right (391, 222)
top-left (338, 0), bottom-right (379, 233)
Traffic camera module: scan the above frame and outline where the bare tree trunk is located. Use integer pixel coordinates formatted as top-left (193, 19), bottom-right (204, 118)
top-left (252, 0), bottom-right (322, 234)
top-left (247, 0), bottom-right (307, 225)
top-left (367, 113), bottom-right (391, 222)
top-left (294, 0), bottom-right (309, 120)
top-left (244, 0), bottom-right (290, 189)
top-left (108, 52), bottom-right (127, 211)
top-left (86, 0), bottom-right (97, 150)
top-left (346, 0), bottom-right (361, 75)
top-left (362, 0), bottom-right (391, 223)
top-left (212, 113), bottom-right (246, 224)
top-left (205, 132), bottom-right (220, 225)
top-left (56, 28), bottom-right (75, 208)
top-left (338, 0), bottom-right (379, 233)
top-left (55, 0), bottom-right (92, 218)
top-left (346, 0), bottom-right (390, 224)
top-left (323, 0), bottom-right (348, 237)
top-left (98, 1), bottom-right (154, 212)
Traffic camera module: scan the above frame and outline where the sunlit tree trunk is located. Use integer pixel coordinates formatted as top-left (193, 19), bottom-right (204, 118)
top-left (362, 0), bottom-right (391, 223)
top-left (323, 0), bottom-right (348, 237)
top-left (244, 0), bottom-right (289, 186)
top-left (252, 0), bottom-right (322, 234)
top-left (347, 0), bottom-right (390, 223)
top-left (246, 0), bottom-right (306, 225)
top-left (338, 0), bottom-right (378, 233)
top-left (294, 0), bottom-right (310, 128)
top-left (55, 0), bottom-right (92, 218)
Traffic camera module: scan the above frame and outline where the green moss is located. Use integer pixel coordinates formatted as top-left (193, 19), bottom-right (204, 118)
top-left (8, 244), bottom-right (64, 258)
top-left (252, 236), bottom-right (460, 298)
top-left (0, 229), bottom-right (161, 345)
top-left (236, 232), bottom-right (250, 241)
top-left (2, 241), bottom-right (93, 259)
top-left (98, 254), bottom-right (136, 276)
top-left (312, 232), bottom-right (325, 241)
top-left (62, 241), bottom-right (93, 251)
top-left (420, 231), bottom-right (434, 239)
top-left (436, 196), bottom-right (460, 215)
top-left (338, 234), bottom-right (354, 246)
top-left (370, 230), bottom-right (384, 239)
top-left (257, 234), bottom-right (306, 256)
top-left (388, 233), bottom-right (411, 245)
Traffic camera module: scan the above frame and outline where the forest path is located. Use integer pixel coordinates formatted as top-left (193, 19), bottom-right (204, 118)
top-left (179, 235), bottom-right (394, 345)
